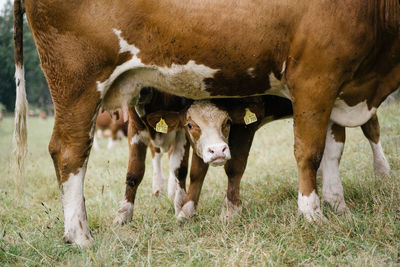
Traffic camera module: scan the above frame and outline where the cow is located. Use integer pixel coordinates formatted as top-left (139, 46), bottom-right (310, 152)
top-left (14, 0), bottom-right (400, 245)
top-left (94, 109), bottom-right (127, 149)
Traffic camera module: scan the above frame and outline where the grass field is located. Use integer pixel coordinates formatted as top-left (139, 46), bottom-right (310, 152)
top-left (0, 103), bottom-right (399, 266)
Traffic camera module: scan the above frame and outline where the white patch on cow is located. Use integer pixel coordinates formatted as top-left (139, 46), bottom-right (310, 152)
top-left (107, 137), bottom-right (116, 149)
top-left (266, 72), bottom-right (291, 99)
top-left (99, 29), bottom-right (219, 111)
top-left (152, 152), bottom-right (165, 196)
top-left (330, 100), bottom-right (376, 127)
top-left (96, 129), bottom-right (103, 138)
top-left (174, 185), bottom-right (186, 216)
top-left (130, 130), bottom-right (149, 146)
top-left (113, 199), bottom-right (134, 225)
top-left (61, 167), bottom-right (92, 247)
top-left (220, 197), bottom-right (240, 221)
top-left (297, 190), bottom-right (324, 222)
top-left (168, 130), bottom-right (186, 201)
top-left (177, 201), bottom-right (196, 219)
top-left (281, 60), bottom-right (287, 74)
top-left (320, 123), bottom-right (348, 213)
top-left (247, 67), bottom-right (255, 78)
top-left (369, 141), bottom-right (391, 178)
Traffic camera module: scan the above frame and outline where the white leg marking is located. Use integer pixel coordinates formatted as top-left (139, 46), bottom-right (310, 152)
top-left (168, 130), bottom-right (186, 201)
top-left (61, 167), bottom-right (92, 247)
top-left (177, 201), bottom-right (196, 219)
top-left (298, 190), bottom-right (324, 222)
top-left (107, 137), bottom-right (116, 149)
top-left (130, 130), bottom-right (149, 146)
top-left (174, 185), bottom-right (186, 216)
top-left (152, 152), bottom-right (165, 196)
top-left (220, 196), bottom-right (240, 221)
top-left (113, 199), bottom-right (134, 225)
top-left (370, 141), bottom-right (391, 178)
top-left (320, 123), bottom-right (349, 213)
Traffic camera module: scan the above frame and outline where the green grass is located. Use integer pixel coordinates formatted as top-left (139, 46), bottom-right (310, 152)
top-left (0, 103), bottom-right (399, 266)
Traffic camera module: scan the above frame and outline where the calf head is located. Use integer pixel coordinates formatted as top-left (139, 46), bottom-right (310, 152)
top-left (146, 101), bottom-right (232, 166)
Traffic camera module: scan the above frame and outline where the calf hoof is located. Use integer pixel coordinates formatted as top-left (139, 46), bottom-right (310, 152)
top-left (177, 201), bottom-right (196, 220)
top-left (322, 195), bottom-right (350, 215)
top-left (113, 200), bottom-right (134, 225)
top-left (220, 197), bottom-right (241, 222)
top-left (63, 228), bottom-right (93, 247)
top-left (174, 187), bottom-right (186, 216)
top-left (298, 190), bottom-right (327, 222)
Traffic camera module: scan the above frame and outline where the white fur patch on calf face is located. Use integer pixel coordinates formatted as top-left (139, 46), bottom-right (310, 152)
top-left (297, 190), bottom-right (324, 222)
top-left (61, 167), bottom-right (92, 246)
top-left (186, 101), bottom-right (231, 165)
top-left (113, 199), bottom-right (134, 225)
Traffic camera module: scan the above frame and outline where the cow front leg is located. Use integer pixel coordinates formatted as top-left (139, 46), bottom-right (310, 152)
top-left (320, 122), bottom-right (349, 213)
top-left (361, 114), bottom-right (391, 178)
top-left (221, 125), bottom-right (256, 221)
top-left (177, 153), bottom-right (208, 219)
top-left (114, 111), bottom-right (147, 225)
top-left (49, 99), bottom-right (100, 247)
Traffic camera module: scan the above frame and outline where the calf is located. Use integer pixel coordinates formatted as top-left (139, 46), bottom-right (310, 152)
top-left (114, 89), bottom-right (232, 225)
top-left (175, 96), bottom-right (391, 219)
top-left (94, 109), bottom-right (128, 149)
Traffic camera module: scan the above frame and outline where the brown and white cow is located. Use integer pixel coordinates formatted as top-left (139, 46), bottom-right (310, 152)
top-left (14, 0), bottom-right (400, 245)
top-left (114, 89), bottom-right (233, 225)
top-left (94, 109), bottom-right (127, 149)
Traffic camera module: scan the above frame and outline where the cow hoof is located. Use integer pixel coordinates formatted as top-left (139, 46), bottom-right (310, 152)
top-left (298, 190), bottom-right (326, 222)
top-left (374, 170), bottom-right (391, 179)
top-left (220, 197), bottom-right (241, 222)
top-left (63, 229), bottom-right (93, 247)
top-left (177, 201), bottom-right (196, 220)
top-left (113, 200), bottom-right (134, 225)
top-left (322, 196), bottom-right (350, 215)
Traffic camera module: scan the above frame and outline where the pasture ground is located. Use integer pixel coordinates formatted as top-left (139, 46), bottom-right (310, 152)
top-left (0, 102), bottom-right (399, 266)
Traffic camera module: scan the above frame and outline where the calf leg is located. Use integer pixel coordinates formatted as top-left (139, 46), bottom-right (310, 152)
top-left (177, 153), bottom-right (208, 219)
top-left (48, 95), bottom-right (100, 247)
top-left (114, 111), bottom-right (148, 225)
top-left (320, 122), bottom-right (349, 213)
top-left (221, 125), bottom-right (256, 220)
top-left (168, 130), bottom-right (189, 201)
top-left (150, 143), bottom-right (165, 197)
top-left (361, 114), bottom-right (391, 178)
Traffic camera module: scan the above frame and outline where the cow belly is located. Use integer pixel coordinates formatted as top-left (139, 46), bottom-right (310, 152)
top-left (330, 99), bottom-right (376, 127)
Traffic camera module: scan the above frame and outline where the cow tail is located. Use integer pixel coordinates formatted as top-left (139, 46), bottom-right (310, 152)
top-left (13, 0), bottom-right (27, 189)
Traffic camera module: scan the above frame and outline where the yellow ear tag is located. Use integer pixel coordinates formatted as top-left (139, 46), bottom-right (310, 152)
top-left (244, 108), bottom-right (257, 125)
top-left (155, 118), bottom-right (168, 133)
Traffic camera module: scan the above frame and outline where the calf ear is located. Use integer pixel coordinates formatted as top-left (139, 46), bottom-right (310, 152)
top-left (228, 102), bottom-right (265, 125)
top-left (146, 111), bottom-right (181, 133)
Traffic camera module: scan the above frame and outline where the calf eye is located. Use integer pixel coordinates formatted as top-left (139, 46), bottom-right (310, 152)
top-left (226, 119), bottom-right (232, 126)
top-left (187, 123), bottom-right (193, 129)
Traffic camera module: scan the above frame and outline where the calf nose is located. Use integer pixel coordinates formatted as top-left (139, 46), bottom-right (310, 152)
top-left (205, 144), bottom-right (230, 165)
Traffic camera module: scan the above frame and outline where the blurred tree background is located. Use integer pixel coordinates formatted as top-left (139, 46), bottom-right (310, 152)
top-left (0, 0), bottom-right (51, 114)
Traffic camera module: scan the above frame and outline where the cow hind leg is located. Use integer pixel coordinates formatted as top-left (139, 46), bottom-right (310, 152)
top-left (320, 122), bottom-right (349, 214)
top-left (361, 114), bottom-right (391, 178)
top-left (48, 96), bottom-right (100, 247)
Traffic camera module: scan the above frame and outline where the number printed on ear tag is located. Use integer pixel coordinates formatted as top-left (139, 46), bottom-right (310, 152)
top-left (155, 118), bottom-right (168, 133)
top-left (244, 108), bottom-right (257, 125)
